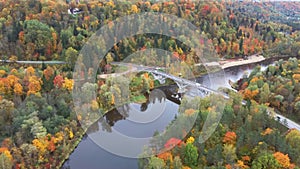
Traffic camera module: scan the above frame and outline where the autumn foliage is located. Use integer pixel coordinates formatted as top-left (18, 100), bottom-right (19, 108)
top-left (27, 76), bottom-right (42, 96)
top-left (158, 152), bottom-right (173, 162)
top-left (53, 75), bottom-right (64, 88)
top-left (223, 131), bottom-right (237, 145)
top-left (273, 152), bottom-right (291, 168)
top-left (243, 89), bottom-right (259, 100)
top-left (0, 0), bottom-right (299, 168)
top-left (43, 66), bottom-right (54, 81)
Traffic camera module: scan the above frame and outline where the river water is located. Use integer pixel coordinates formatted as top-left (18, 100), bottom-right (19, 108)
top-left (62, 90), bottom-right (179, 169)
top-left (62, 57), bottom-right (283, 169)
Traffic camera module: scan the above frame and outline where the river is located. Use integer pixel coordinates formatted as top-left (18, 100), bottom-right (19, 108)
top-left (62, 89), bottom-right (179, 169)
top-left (62, 56), bottom-right (289, 169)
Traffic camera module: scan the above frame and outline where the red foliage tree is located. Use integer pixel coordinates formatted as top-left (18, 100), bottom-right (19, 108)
top-left (223, 131), bottom-right (237, 145)
top-left (53, 75), bottom-right (64, 88)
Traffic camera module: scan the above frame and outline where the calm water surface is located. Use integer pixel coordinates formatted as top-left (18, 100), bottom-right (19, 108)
top-left (63, 60), bottom-right (274, 169)
top-left (63, 90), bottom-right (179, 169)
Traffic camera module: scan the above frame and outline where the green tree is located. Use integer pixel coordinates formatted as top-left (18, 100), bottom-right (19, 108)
top-left (275, 95), bottom-right (284, 103)
top-left (110, 76), bottom-right (130, 103)
top-left (64, 47), bottom-right (78, 70)
top-left (98, 84), bottom-right (115, 110)
top-left (43, 115), bottom-right (68, 134)
top-left (221, 105), bottom-right (235, 128)
top-left (173, 156), bottom-right (183, 169)
top-left (206, 144), bottom-right (223, 166)
top-left (31, 121), bottom-right (47, 139)
top-left (223, 144), bottom-right (237, 164)
top-left (0, 99), bottom-right (14, 137)
top-left (286, 130), bottom-right (300, 151)
top-left (145, 156), bottom-right (166, 169)
top-left (252, 153), bottom-right (281, 169)
top-left (249, 66), bottom-right (261, 80)
top-left (266, 65), bottom-right (276, 77)
top-left (105, 52), bottom-right (114, 64)
top-left (23, 20), bottom-right (53, 55)
top-left (295, 101), bottom-right (300, 112)
top-left (239, 38), bottom-right (244, 55)
top-left (259, 83), bottom-right (270, 103)
top-left (21, 111), bottom-right (47, 139)
top-left (182, 143), bottom-right (198, 167)
top-left (60, 28), bottom-right (73, 49)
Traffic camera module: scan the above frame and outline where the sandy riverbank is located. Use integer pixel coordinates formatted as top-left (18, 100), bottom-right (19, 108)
top-left (220, 55), bottom-right (265, 69)
top-left (195, 55), bottom-right (266, 70)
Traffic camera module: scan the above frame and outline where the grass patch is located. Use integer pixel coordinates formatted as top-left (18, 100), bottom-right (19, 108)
top-left (131, 94), bottom-right (147, 103)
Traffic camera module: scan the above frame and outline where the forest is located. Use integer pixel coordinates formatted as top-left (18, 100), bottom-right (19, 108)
top-left (1, 0), bottom-right (300, 66)
top-left (0, 0), bottom-right (300, 168)
top-left (236, 58), bottom-right (300, 124)
top-left (139, 92), bottom-right (300, 169)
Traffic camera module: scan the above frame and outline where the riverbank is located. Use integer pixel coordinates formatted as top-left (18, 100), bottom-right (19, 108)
top-left (59, 92), bottom-right (153, 168)
top-left (57, 127), bottom-right (86, 169)
top-left (61, 88), bottom-right (180, 169)
top-left (60, 54), bottom-right (297, 169)
top-left (57, 57), bottom-right (264, 168)
top-left (220, 55), bottom-right (265, 69)
top-left (194, 54), bottom-right (265, 69)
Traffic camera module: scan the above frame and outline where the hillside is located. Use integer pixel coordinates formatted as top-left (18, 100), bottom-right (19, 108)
top-left (0, 1), bottom-right (300, 169)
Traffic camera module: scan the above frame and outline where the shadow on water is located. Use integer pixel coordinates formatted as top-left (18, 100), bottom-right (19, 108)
top-left (62, 88), bottom-right (179, 169)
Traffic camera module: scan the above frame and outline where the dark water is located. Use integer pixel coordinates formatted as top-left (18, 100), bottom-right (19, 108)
top-left (62, 90), bottom-right (179, 169)
top-left (62, 136), bottom-right (138, 169)
top-left (62, 57), bottom-right (285, 169)
top-left (197, 57), bottom-right (276, 90)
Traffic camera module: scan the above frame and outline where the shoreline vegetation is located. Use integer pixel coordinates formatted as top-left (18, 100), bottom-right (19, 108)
top-left (1, 0), bottom-right (300, 168)
top-left (59, 54), bottom-right (292, 169)
top-left (234, 57), bottom-right (300, 124)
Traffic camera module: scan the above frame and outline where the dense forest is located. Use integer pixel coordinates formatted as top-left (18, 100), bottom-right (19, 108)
top-left (1, 0), bottom-right (300, 65)
top-left (0, 0), bottom-right (300, 168)
top-left (236, 58), bottom-right (300, 123)
top-left (139, 92), bottom-right (300, 169)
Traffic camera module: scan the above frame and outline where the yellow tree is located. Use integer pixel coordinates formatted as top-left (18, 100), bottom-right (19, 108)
top-left (7, 75), bottom-right (19, 88)
top-left (62, 78), bottom-right (74, 91)
top-left (32, 138), bottom-right (48, 160)
top-left (151, 4), bottom-right (160, 11)
top-left (0, 70), bottom-right (6, 77)
top-left (235, 160), bottom-right (249, 169)
top-left (27, 76), bottom-right (42, 96)
top-left (26, 66), bottom-right (35, 76)
top-left (186, 136), bottom-right (195, 144)
top-left (0, 78), bottom-right (8, 95)
top-left (131, 5), bottom-right (139, 13)
top-left (13, 83), bottom-right (23, 95)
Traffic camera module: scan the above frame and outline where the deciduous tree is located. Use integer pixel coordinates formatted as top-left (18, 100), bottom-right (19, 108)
top-left (182, 143), bottom-right (198, 167)
top-left (252, 153), bottom-right (281, 169)
top-left (273, 152), bottom-right (290, 168)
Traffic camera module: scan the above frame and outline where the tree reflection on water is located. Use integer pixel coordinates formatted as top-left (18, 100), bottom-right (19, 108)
top-left (86, 88), bottom-right (170, 134)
